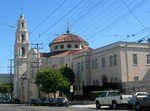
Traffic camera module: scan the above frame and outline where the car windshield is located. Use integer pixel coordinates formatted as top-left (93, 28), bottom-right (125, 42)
top-left (99, 92), bottom-right (107, 97)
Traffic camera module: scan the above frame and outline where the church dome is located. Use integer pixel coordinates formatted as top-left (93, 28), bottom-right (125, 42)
top-left (49, 29), bottom-right (88, 52)
top-left (50, 32), bottom-right (86, 45)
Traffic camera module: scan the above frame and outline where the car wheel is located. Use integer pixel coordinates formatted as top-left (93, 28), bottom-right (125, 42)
top-left (127, 105), bottom-right (132, 110)
top-left (135, 103), bottom-right (141, 110)
top-left (112, 101), bottom-right (118, 109)
top-left (96, 101), bottom-right (101, 109)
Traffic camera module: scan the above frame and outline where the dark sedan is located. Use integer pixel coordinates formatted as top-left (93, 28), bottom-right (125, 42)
top-left (27, 99), bottom-right (37, 106)
top-left (57, 98), bottom-right (68, 107)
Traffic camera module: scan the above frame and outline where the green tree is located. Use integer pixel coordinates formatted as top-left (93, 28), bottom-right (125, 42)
top-left (59, 65), bottom-right (76, 99)
top-left (35, 67), bottom-right (70, 98)
top-left (0, 83), bottom-right (13, 97)
top-left (59, 65), bottom-right (75, 85)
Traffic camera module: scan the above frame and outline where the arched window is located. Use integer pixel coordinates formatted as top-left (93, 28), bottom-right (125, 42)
top-left (115, 77), bottom-right (118, 82)
top-left (21, 47), bottom-right (25, 57)
top-left (82, 80), bottom-right (85, 86)
top-left (102, 75), bottom-right (107, 86)
top-left (111, 77), bottom-right (114, 82)
top-left (67, 44), bottom-right (71, 48)
top-left (74, 44), bottom-right (79, 48)
top-left (93, 80), bottom-right (95, 85)
top-left (96, 79), bottom-right (99, 85)
top-left (21, 34), bottom-right (25, 42)
top-left (55, 45), bottom-right (58, 50)
top-left (21, 22), bottom-right (24, 28)
top-left (60, 45), bottom-right (64, 49)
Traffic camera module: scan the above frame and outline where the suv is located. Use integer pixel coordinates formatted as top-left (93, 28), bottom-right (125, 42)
top-left (134, 92), bottom-right (149, 98)
top-left (128, 95), bottom-right (150, 110)
top-left (95, 90), bottom-right (132, 109)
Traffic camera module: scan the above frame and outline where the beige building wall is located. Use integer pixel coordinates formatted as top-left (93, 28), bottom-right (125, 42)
top-left (90, 45), bottom-right (122, 86)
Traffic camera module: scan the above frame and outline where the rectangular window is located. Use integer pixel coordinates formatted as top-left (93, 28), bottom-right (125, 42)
top-left (92, 60), bottom-right (94, 69)
top-left (95, 59), bottom-right (98, 69)
top-left (134, 76), bottom-right (139, 81)
top-left (81, 61), bottom-right (84, 71)
top-left (146, 54), bottom-right (150, 65)
top-left (71, 63), bottom-right (73, 69)
top-left (132, 54), bottom-right (138, 65)
top-left (86, 61), bottom-right (90, 69)
top-left (110, 56), bottom-right (113, 67)
top-left (77, 62), bottom-right (80, 72)
top-left (114, 55), bottom-right (117, 66)
top-left (102, 57), bottom-right (106, 68)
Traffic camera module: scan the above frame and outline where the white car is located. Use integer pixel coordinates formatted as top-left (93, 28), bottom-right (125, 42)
top-left (95, 90), bottom-right (132, 109)
top-left (134, 92), bottom-right (149, 98)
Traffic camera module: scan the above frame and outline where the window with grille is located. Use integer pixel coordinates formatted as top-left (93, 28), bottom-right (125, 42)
top-left (132, 54), bottom-right (138, 65)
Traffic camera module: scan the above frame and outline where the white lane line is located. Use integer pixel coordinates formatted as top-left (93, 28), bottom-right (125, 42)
top-left (16, 109), bottom-right (22, 111)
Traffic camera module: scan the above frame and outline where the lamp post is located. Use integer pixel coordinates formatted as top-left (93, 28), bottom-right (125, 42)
top-left (147, 38), bottom-right (150, 64)
top-left (125, 44), bottom-right (129, 82)
top-left (70, 85), bottom-right (73, 100)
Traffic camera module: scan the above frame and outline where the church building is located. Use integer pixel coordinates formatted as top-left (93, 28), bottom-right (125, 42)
top-left (14, 14), bottom-right (150, 102)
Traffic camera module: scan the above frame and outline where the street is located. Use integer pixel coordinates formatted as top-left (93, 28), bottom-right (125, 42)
top-left (0, 104), bottom-right (131, 111)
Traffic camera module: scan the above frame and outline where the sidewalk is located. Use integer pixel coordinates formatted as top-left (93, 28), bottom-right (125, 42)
top-left (70, 104), bottom-right (95, 108)
top-left (69, 100), bottom-right (95, 105)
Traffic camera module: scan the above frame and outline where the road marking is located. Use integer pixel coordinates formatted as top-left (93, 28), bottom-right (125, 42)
top-left (16, 109), bottom-right (22, 111)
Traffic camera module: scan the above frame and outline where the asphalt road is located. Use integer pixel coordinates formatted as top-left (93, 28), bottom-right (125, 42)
top-left (0, 104), bottom-right (131, 111)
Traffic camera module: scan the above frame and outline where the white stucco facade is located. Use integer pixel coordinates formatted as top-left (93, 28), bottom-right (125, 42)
top-left (13, 15), bottom-right (150, 102)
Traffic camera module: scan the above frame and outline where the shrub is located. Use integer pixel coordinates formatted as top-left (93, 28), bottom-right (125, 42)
top-left (82, 85), bottom-right (103, 100)
top-left (74, 94), bottom-right (85, 100)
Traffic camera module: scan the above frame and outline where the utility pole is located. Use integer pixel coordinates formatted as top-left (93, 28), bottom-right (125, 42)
top-left (14, 59), bottom-right (20, 99)
top-left (8, 59), bottom-right (13, 99)
top-left (31, 43), bottom-right (43, 98)
top-left (125, 45), bottom-right (129, 82)
top-left (147, 38), bottom-right (150, 64)
top-left (32, 43), bottom-right (43, 71)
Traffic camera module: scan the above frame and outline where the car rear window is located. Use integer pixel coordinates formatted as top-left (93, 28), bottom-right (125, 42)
top-left (108, 92), bottom-right (120, 96)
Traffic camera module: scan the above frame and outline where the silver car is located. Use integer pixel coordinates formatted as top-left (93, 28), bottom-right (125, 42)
top-left (128, 95), bottom-right (150, 110)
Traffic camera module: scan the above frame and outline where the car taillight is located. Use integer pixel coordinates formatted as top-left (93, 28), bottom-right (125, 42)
top-left (120, 96), bottom-right (122, 100)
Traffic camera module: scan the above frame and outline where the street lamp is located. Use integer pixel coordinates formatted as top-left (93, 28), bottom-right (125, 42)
top-left (70, 85), bottom-right (73, 100)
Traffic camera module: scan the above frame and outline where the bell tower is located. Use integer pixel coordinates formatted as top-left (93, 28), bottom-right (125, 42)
top-left (14, 13), bottom-right (29, 98)
top-left (14, 13), bottom-right (29, 60)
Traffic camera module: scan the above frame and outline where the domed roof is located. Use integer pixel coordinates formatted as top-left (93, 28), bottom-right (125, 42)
top-left (50, 29), bottom-right (87, 45)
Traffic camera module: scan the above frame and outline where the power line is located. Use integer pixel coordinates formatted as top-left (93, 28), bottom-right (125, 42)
top-left (85, 0), bottom-right (147, 42)
top-left (78, 0), bottom-right (125, 34)
top-left (31, 0), bottom-right (86, 44)
top-left (29, 0), bottom-right (68, 35)
top-left (31, 43), bottom-right (43, 71)
top-left (8, 59), bottom-right (14, 99)
top-left (0, 20), bottom-right (16, 28)
top-left (36, 0), bottom-right (94, 44)
top-left (121, 0), bottom-right (150, 34)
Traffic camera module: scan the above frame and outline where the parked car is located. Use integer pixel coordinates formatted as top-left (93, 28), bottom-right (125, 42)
top-left (36, 98), bottom-right (45, 106)
top-left (0, 97), bottom-right (4, 103)
top-left (43, 98), bottom-right (55, 106)
top-left (9, 98), bottom-right (20, 104)
top-left (134, 92), bottom-right (149, 98)
top-left (3, 98), bottom-right (10, 104)
top-left (27, 99), bottom-right (37, 106)
top-left (57, 98), bottom-right (68, 107)
top-left (95, 90), bottom-right (132, 109)
top-left (127, 95), bottom-right (150, 110)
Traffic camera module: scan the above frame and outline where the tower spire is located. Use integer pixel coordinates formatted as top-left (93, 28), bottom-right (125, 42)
top-left (66, 22), bottom-right (70, 34)
top-left (20, 7), bottom-right (24, 19)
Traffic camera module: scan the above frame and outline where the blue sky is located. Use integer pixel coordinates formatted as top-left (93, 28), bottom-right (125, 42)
top-left (0, 0), bottom-right (150, 73)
